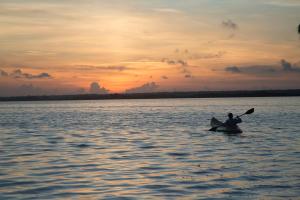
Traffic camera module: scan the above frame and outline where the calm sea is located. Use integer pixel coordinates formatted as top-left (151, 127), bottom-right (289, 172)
top-left (0, 97), bottom-right (299, 199)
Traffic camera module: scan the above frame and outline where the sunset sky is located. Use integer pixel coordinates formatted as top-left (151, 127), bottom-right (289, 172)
top-left (0, 0), bottom-right (299, 96)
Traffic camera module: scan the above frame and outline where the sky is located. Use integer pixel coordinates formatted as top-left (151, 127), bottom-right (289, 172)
top-left (0, 0), bottom-right (300, 96)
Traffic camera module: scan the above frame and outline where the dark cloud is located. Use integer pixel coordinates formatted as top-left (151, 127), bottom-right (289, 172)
top-left (177, 60), bottom-right (188, 66)
top-left (162, 58), bottom-right (192, 77)
top-left (0, 69), bottom-right (8, 77)
top-left (89, 82), bottom-right (109, 94)
top-left (224, 59), bottom-right (300, 75)
top-left (225, 65), bottom-right (277, 75)
top-left (189, 51), bottom-right (226, 59)
top-left (161, 75), bottom-right (168, 79)
top-left (106, 66), bottom-right (128, 71)
top-left (0, 83), bottom-right (88, 97)
top-left (125, 82), bottom-right (158, 93)
top-left (0, 84), bottom-right (44, 96)
top-left (242, 66), bottom-right (276, 74)
top-left (164, 49), bottom-right (226, 80)
top-left (281, 59), bottom-right (292, 71)
top-left (161, 58), bottom-right (176, 65)
top-left (225, 66), bottom-right (241, 73)
top-left (280, 59), bottom-right (300, 72)
top-left (161, 58), bottom-right (188, 66)
top-left (35, 72), bottom-right (52, 78)
top-left (75, 65), bottom-right (129, 71)
top-left (9, 69), bottom-right (52, 79)
top-left (222, 19), bottom-right (238, 30)
top-left (174, 49), bottom-right (226, 59)
top-left (166, 60), bottom-right (176, 65)
top-left (11, 69), bottom-right (23, 78)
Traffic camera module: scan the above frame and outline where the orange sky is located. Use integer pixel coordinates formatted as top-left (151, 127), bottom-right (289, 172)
top-left (0, 0), bottom-right (300, 96)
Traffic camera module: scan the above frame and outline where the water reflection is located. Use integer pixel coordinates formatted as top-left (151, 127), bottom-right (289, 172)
top-left (0, 97), bottom-right (299, 199)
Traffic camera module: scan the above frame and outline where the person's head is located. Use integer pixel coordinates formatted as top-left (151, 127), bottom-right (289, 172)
top-left (228, 113), bottom-right (233, 119)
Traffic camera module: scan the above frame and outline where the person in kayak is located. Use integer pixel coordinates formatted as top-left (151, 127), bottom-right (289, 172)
top-left (225, 113), bottom-right (242, 127)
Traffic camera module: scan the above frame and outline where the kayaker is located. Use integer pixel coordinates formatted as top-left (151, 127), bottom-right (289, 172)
top-left (225, 113), bottom-right (242, 127)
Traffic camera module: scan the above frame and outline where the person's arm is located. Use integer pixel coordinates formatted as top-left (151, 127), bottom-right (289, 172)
top-left (235, 116), bottom-right (242, 123)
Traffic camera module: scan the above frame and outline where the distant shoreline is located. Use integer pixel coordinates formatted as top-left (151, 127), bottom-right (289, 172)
top-left (0, 89), bottom-right (300, 102)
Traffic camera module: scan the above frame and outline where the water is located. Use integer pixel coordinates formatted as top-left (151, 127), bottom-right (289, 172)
top-left (0, 97), bottom-right (299, 199)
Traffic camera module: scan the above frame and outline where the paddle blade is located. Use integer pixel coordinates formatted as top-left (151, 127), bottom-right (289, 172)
top-left (245, 108), bottom-right (254, 115)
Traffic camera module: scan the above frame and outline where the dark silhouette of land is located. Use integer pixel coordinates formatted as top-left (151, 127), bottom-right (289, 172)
top-left (0, 89), bottom-right (300, 102)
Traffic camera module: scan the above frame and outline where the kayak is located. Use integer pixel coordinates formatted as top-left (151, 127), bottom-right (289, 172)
top-left (210, 117), bottom-right (243, 134)
top-left (210, 117), bottom-right (242, 134)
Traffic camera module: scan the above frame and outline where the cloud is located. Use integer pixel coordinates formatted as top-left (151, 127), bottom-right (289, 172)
top-left (75, 65), bottom-right (129, 72)
top-left (280, 59), bottom-right (300, 72)
top-left (125, 82), bottom-right (158, 93)
top-left (225, 65), bottom-right (277, 75)
top-left (0, 83), bottom-right (88, 97)
top-left (281, 59), bottom-right (292, 71)
top-left (222, 19), bottom-right (238, 30)
top-left (161, 75), bottom-right (168, 80)
top-left (225, 66), bottom-right (241, 73)
top-left (174, 49), bottom-right (226, 60)
top-left (9, 69), bottom-right (52, 79)
top-left (89, 82), bottom-right (109, 94)
top-left (161, 58), bottom-right (188, 66)
top-left (0, 69), bottom-right (8, 77)
top-left (0, 84), bottom-right (44, 96)
top-left (154, 8), bottom-right (182, 14)
top-left (36, 72), bottom-right (52, 78)
top-left (105, 66), bottom-right (128, 71)
top-left (189, 51), bottom-right (226, 60)
top-left (161, 58), bottom-right (189, 68)
top-left (162, 58), bottom-right (192, 77)
top-left (177, 59), bottom-right (188, 66)
top-left (224, 59), bottom-right (300, 75)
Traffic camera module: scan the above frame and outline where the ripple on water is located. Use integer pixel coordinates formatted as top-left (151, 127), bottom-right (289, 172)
top-left (167, 152), bottom-right (191, 157)
top-left (0, 98), bottom-right (300, 199)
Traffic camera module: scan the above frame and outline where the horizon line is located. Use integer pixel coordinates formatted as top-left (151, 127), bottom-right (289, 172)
top-left (1, 89), bottom-right (300, 102)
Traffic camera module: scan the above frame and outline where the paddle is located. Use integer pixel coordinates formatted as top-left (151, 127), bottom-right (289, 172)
top-left (209, 108), bottom-right (254, 131)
